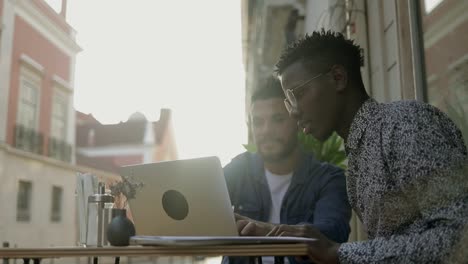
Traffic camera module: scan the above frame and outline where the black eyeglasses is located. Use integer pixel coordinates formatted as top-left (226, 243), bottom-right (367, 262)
top-left (283, 70), bottom-right (329, 113)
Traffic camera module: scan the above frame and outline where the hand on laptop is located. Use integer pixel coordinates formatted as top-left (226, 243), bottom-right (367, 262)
top-left (235, 213), bottom-right (275, 236)
top-left (235, 214), bottom-right (339, 264)
top-left (267, 224), bottom-right (340, 264)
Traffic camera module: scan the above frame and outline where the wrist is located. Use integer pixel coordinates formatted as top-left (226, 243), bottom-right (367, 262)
top-left (265, 223), bottom-right (277, 235)
top-left (327, 243), bottom-right (340, 264)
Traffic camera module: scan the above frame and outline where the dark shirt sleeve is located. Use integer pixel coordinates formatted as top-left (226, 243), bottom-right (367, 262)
top-left (338, 104), bottom-right (468, 263)
top-left (222, 155), bottom-right (245, 264)
top-left (300, 166), bottom-right (351, 243)
top-left (223, 153), bottom-right (249, 209)
top-left (223, 159), bottom-right (236, 195)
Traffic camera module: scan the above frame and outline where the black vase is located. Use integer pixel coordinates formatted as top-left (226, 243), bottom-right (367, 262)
top-left (107, 208), bottom-right (136, 246)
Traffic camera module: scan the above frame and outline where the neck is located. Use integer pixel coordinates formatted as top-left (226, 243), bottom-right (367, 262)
top-left (263, 147), bottom-right (301, 175)
top-left (336, 87), bottom-right (369, 142)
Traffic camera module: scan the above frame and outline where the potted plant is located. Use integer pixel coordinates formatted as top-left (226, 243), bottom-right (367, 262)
top-left (107, 176), bottom-right (144, 246)
top-left (109, 176), bottom-right (144, 210)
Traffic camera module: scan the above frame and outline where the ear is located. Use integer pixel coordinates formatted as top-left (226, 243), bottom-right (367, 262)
top-left (330, 64), bottom-right (348, 92)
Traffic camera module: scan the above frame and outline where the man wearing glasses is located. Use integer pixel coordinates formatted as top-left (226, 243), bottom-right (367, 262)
top-left (247, 30), bottom-right (468, 263)
top-left (224, 77), bottom-right (351, 264)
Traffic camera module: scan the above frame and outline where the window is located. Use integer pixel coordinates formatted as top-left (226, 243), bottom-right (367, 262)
top-left (50, 186), bottom-right (63, 222)
top-left (49, 88), bottom-right (71, 161)
top-left (424, 0), bottom-right (444, 13)
top-left (44, 0), bottom-right (62, 13)
top-left (426, 75), bottom-right (441, 107)
top-left (17, 69), bottom-right (41, 130)
top-left (445, 61), bottom-right (468, 144)
top-left (448, 60), bottom-right (468, 107)
top-left (421, 1), bottom-right (468, 144)
top-left (16, 181), bottom-right (32, 222)
top-left (15, 67), bottom-right (43, 154)
top-left (51, 89), bottom-right (68, 141)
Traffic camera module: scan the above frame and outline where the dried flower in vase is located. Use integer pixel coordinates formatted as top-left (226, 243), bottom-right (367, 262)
top-left (109, 176), bottom-right (144, 209)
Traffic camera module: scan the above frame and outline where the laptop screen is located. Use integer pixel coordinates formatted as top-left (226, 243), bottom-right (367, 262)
top-left (120, 156), bottom-right (238, 236)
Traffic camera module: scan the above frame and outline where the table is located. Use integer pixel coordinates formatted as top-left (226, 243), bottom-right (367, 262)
top-left (0, 244), bottom-right (309, 263)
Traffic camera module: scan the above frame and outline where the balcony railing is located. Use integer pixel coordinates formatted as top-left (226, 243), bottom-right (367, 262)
top-left (14, 124), bottom-right (44, 155)
top-left (48, 137), bottom-right (72, 162)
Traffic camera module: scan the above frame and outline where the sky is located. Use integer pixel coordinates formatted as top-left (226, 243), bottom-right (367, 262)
top-left (40, 0), bottom-right (444, 167)
top-left (51, 1), bottom-right (247, 165)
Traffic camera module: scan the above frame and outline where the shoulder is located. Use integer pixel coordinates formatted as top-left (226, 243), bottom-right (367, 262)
top-left (223, 152), bottom-right (258, 179)
top-left (381, 100), bottom-right (461, 138)
top-left (382, 100), bottom-right (447, 124)
top-left (224, 152), bottom-right (252, 169)
top-left (380, 101), bottom-right (467, 163)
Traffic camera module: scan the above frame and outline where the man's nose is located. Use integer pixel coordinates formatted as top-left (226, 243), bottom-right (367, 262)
top-left (262, 120), bottom-right (274, 132)
top-left (258, 121), bottom-right (275, 135)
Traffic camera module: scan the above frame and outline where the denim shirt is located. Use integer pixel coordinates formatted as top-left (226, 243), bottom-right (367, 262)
top-left (223, 151), bottom-right (351, 264)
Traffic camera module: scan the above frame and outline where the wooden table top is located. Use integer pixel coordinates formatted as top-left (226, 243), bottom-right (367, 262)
top-left (0, 244), bottom-right (309, 258)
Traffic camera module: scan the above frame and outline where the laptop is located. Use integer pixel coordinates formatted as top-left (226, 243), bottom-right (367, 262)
top-left (120, 156), bottom-right (316, 246)
top-left (120, 156), bottom-right (238, 237)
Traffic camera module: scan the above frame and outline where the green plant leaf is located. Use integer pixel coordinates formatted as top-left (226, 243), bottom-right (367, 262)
top-left (242, 131), bottom-right (348, 169)
top-left (298, 131), bottom-right (348, 169)
top-left (243, 143), bottom-right (257, 153)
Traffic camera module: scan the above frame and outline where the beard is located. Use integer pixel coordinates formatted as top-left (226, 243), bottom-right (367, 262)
top-left (257, 137), bottom-right (298, 163)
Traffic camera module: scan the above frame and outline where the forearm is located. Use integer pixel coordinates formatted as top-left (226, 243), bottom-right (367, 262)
top-left (312, 220), bottom-right (350, 243)
top-left (338, 223), bottom-right (465, 263)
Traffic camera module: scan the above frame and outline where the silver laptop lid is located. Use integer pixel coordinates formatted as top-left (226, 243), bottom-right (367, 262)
top-left (120, 156), bottom-right (238, 236)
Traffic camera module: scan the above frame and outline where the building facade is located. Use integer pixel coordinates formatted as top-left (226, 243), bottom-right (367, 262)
top-left (75, 109), bottom-right (178, 174)
top-left (422, 0), bottom-right (468, 143)
top-left (0, 0), bottom-right (118, 250)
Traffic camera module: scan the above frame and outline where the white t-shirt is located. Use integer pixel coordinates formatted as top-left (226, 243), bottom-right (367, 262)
top-left (263, 169), bottom-right (293, 264)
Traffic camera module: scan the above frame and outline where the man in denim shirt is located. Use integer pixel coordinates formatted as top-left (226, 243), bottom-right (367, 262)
top-left (223, 77), bottom-right (351, 264)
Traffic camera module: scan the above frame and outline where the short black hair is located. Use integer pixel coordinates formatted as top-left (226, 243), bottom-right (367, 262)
top-left (250, 76), bottom-right (285, 104)
top-left (275, 29), bottom-right (364, 82)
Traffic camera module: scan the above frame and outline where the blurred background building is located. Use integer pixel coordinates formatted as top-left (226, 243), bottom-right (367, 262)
top-left (76, 109), bottom-right (178, 174)
top-left (0, 0), bottom-right (84, 248)
top-left (422, 0), bottom-right (468, 144)
top-left (0, 0), bottom-right (178, 252)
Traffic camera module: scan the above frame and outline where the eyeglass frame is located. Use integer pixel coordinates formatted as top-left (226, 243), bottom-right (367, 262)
top-left (283, 70), bottom-right (330, 113)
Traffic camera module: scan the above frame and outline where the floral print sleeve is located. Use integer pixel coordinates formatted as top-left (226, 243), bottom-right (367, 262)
top-left (341, 99), bottom-right (468, 263)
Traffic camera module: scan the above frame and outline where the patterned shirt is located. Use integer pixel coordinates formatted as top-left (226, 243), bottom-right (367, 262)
top-left (338, 98), bottom-right (468, 263)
